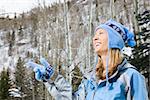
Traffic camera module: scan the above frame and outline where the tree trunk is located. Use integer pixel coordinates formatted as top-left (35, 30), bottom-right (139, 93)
top-left (110, 0), bottom-right (115, 18)
top-left (133, 0), bottom-right (140, 46)
top-left (88, 0), bottom-right (93, 69)
top-left (64, 0), bottom-right (72, 84)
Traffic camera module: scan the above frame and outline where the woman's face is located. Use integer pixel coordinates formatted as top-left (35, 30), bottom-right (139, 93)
top-left (93, 28), bottom-right (108, 55)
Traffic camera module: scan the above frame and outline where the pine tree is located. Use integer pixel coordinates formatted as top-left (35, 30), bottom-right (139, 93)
top-left (72, 66), bottom-right (82, 93)
top-left (130, 10), bottom-right (150, 74)
top-left (15, 57), bottom-right (31, 99)
top-left (129, 10), bottom-right (150, 96)
top-left (0, 68), bottom-right (10, 100)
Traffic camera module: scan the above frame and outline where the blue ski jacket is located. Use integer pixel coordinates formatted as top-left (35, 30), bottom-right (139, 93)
top-left (44, 59), bottom-right (148, 100)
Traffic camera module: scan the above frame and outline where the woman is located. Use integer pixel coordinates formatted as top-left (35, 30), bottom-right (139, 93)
top-left (27, 19), bottom-right (148, 100)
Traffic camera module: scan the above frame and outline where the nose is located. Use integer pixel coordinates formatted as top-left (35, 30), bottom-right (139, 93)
top-left (93, 34), bottom-right (98, 41)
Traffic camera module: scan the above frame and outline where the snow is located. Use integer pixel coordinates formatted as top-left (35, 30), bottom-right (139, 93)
top-left (121, 47), bottom-right (133, 56)
top-left (9, 88), bottom-right (21, 98)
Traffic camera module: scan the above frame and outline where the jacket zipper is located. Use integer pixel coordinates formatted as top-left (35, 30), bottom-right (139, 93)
top-left (92, 90), bottom-right (96, 100)
top-left (92, 82), bottom-right (98, 100)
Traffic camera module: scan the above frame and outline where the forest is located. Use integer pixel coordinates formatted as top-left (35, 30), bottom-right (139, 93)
top-left (0, 0), bottom-right (149, 100)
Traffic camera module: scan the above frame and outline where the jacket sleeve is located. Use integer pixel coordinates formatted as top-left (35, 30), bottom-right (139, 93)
top-left (130, 71), bottom-right (149, 100)
top-left (44, 71), bottom-right (88, 100)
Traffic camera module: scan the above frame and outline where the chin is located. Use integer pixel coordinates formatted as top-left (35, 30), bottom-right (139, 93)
top-left (95, 49), bottom-right (101, 54)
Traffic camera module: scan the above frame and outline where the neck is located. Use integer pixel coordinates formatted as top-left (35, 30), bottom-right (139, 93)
top-left (98, 50), bottom-right (108, 69)
top-left (100, 55), bottom-right (108, 69)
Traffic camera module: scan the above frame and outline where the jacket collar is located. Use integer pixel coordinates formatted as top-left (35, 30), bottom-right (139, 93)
top-left (89, 58), bottom-right (129, 87)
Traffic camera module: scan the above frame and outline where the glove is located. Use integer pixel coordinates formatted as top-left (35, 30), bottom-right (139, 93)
top-left (26, 58), bottom-right (54, 82)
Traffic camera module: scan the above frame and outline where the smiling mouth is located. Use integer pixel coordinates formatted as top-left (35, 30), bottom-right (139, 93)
top-left (95, 43), bottom-right (101, 47)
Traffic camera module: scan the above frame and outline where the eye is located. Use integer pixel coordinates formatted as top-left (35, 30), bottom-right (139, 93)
top-left (99, 32), bottom-right (103, 34)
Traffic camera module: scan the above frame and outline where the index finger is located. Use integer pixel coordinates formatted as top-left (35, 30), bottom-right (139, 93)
top-left (40, 58), bottom-right (51, 68)
top-left (26, 61), bottom-right (43, 71)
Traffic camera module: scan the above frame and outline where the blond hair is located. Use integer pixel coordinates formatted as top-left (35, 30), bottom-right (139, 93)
top-left (96, 48), bottom-right (123, 80)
